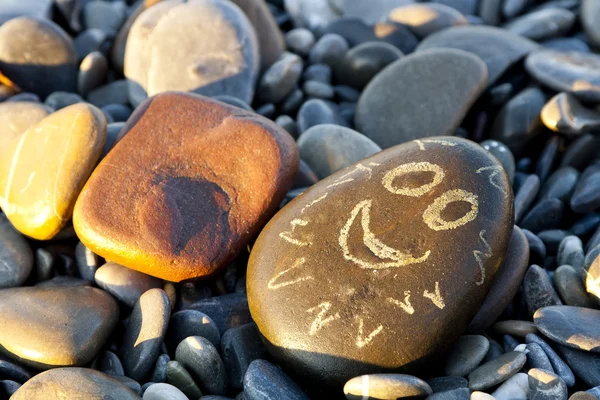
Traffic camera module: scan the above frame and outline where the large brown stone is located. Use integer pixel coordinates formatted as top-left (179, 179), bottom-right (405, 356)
top-left (0, 286), bottom-right (119, 369)
top-left (247, 136), bottom-right (514, 387)
top-left (0, 103), bottom-right (107, 240)
top-left (74, 91), bottom-right (298, 282)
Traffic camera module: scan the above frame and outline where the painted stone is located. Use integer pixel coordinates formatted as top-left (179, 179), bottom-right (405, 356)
top-left (74, 92), bottom-right (298, 282)
top-left (0, 103), bottom-right (107, 240)
top-left (247, 136), bottom-right (514, 387)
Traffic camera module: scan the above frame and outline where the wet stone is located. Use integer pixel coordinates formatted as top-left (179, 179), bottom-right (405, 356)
top-left (0, 17), bottom-right (77, 98)
top-left (221, 323), bottom-right (268, 390)
top-left (0, 215), bottom-right (33, 289)
top-left (542, 93), bottom-right (600, 136)
top-left (298, 124), bottom-right (381, 179)
top-left (124, 0), bottom-right (259, 106)
top-left (95, 262), bottom-right (162, 307)
top-left (0, 286), bottom-right (118, 369)
top-left (491, 373), bottom-right (528, 400)
top-left (528, 368), bottom-right (568, 400)
top-left (356, 49), bottom-right (487, 148)
top-left (248, 137), bottom-right (513, 386)
top-left (468, 351), bottom-right (527, 391)
top-left (74, 92), bottom-right (298, 282)
top-left (444, 335), bottom-right (489, 377)
top-left (244, 359), bottom-right (309, 400)
top-left (166, 360), bottom-right (203, 399)
top-left (121, 289), bottom-right (170, 381)
top-left (11, 368), bottom-right (140, 400)
top-left (525, 50), bottom-right (600, 103)
top-left (417, 26), bottom-right (538, 86)
top-left (175, 336), bottom-right (227, 395)
top-left (524, 265), bottom-right (563, 316)
top-left (344, 373), bottom-right (432, 399)
top-left (503, 8), bottom-right (575, 42)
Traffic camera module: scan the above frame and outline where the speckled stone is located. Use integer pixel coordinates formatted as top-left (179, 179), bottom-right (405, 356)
top-left (528, 368), bottom-right (568, 400)
top-left (121, 289), bottom-right (170, 381)
top-left (248, 137), bottom-right (513, 386)
top-left (356, 49), bottom-right (487, 148)
top-left (124, 0), bottom-right (259, 106)
top-left (0, 286), bottom-right (119, 369)
top-left (0, 17), bottom-right (77, 97)
top-left (74, 92), bottom-right (298, 282)
top-left (11, 368), bottom-right (140, 400)
top-left (0, 103), bottom-right (106, 240)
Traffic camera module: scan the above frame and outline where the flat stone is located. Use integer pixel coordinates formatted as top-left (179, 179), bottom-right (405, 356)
top-left (539, 167), bottom-right (579, 203)
top-left (175, 336), bottom-right (226, 395)
top-left (298, 124), bottom-right (381, 179)
top-left (356, 49), bottom-right (487, 148)
top-left (520, 198), bottom-right (564, 234)
top-left (417, 26), bottom-right (538, 86)
top-left (221, 323), bottom-right (268, 390)
top-left (536, 135), bottom-right (562, 183)
top-left (248, 137), bottom-right (513, 386)
top-left (244, 359), bottom-right (309, 400)
top-left (0, 102), bottom-right (50, 147)
top-left (561, 135), bottom-right (600, 171)
top-left (492, 373), bottom-right (528, 400)
top-left (542, 93), bottom-right (600, 136)
top-left (258, 53), bottom-right (303, 104)
top-left (344, 374), bottom-right (432, 399)
top-left (188, 293), bottom-right (252, 334)
top-left (526, 342), bottom-right (554, 372)
top-left (0, 103), bottom-right (106, 240)
top-left (0, 17), bottom-right (77, 98)
top-left (492, 320), bottom-right (538, 338)
top-left (166, 360), bottom-right (203, 399)
top-left (428, 388), bottom-right (470, 400)
top-left (503, 8), bottom-right (575, 41)
top-left (95, 262), bottom-right (162, 307)
top-left (468, 226), bottom-right (529, 333)
top-left (524, 265), bottom-right (563, 316)
top-left (557, 345), bottom-right (600, 387)
top-left (571, 163), bottom-right (600, 214)
top-left (124, 0), bottom-right (259, 106)
top-left (543, 37), bottom-right (590, 53)
top-left (528, 368), bottom-right (567, 400)
top-left (555, 265), bottom-right (595, 308)
top-left (0, 215), bottom-right (33, 288)
top-left (45, 92), bottom-right (83, 111)
top-left (11, 368), bottom-right (140, 400)
top-left (581, 0), bottom-right (600, 48)
top-left (339, 0), bottom-right (414, 24)
top-left (515, 175), bottom-right (541, 223)
top-left (166, 310), bottom-right (221, 353)
top-left (535, 306), bottom-right (600, 352)
top-left (121, 289), bottom-right (170, 381)
top-left (36, 276), bottom-right (90, 287)
top-left (388, 3), bottom-right (467, 39)
top-left (526, 50), bottom-right (600, 103)
top-left (143, 383), bottom-right (188, 400)
top-left (526, 333), bottom-right (575, 387)
top-left (491, 87), bottom-right (546, 156)
top-left (468, 351), bottom-right (527, 391)
top-left (427, 376), bottom-right (468, 393)
top-left (0, 286), bottom-right (118, 369)
top-left (478, 0), bottom-right (502, 25)
top-left (74, 92), bottom-right (297, 282)
top-left (445, 336), bottom-right (489, 377)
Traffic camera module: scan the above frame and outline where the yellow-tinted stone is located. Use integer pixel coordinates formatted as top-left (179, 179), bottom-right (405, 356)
top-left (0, 101), bottom-right (50, 147)
top-left (0, 103), bottom-right (106, 240)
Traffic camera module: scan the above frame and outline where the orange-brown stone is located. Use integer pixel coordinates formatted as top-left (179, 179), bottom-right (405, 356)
top-left (74, 91), bottom-right (298, 282)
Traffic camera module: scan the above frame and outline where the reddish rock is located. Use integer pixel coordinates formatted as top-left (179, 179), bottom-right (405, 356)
top-left (74, 91), bottom-right (298, 282)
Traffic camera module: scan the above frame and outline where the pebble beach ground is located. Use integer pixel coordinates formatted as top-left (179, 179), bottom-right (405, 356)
top-left (0, 0), bottom-right (600, 399)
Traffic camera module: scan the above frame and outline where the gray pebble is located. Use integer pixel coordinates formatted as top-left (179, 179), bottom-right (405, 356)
top-left (445, 335), bottom-right (490, 377)
top-left (166, 360), bottom-right (203, 399)
top-left (166, 309), bottom-right (221, 352)
top-left (143, 383), bottom-right (188, 400)
top-left (259, 53), bottom-right (303, 104)
top-left (221, 323), bottom-right (268, 390)
top-left (244, 359), bottom-right (309, 400)
top-left (468, 351), bottom-right (527, 391)
top-left (285, 28), bottom-right (315, 57)
top-left (309, 33), bottom-right (349, 67)
top-left (175, 336), bottom-right (227, 395)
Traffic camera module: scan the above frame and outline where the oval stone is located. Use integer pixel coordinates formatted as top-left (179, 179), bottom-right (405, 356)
top-left (247, 136), bottom-right (514, 386)
top-left (74, 92), bottom-right (298, 282)
top-left (11, 368), bottom-right (140, 400)
top-left (0, 103), bottom-right (107, 240)
top-left (0, 286), bottom-right (119, 369)
top-left (0, 215), bottom-right (33, 288)
top-left (534, 306), bottom-right (600, 352)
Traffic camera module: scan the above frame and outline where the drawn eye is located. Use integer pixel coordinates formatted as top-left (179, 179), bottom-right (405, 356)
top-left (382, 162), bottom-right (445, 197)
top-left (422, 189), bottom-right (479, 231)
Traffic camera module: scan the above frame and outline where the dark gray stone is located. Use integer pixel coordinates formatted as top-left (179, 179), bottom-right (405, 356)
top-left (524, 265), bottom-right (563, 316)
top-left (0, 215), bottom-right (33, 288)
top-left (536, 136), bottom-right (562, 183)
top-left (309, 34), bottom-right (349, 67)
top-left (356, 48), bottom-right (487, 148)
top-left (44, 91), bottom-right (83, 110)
top-left (561, 135), bottom-right (600, 171)
top-left (542, 37), bottom-right (590, 53)
top-left (480, 140), bottom-right (515, 184)
top-left (503, 8), bottom-right (575, 41)
top-left (285, 28), bottom-right (315, 57)
top-left (97, 351), bottom-right (124, 377)
top-left (87, 80), bottom-right (130, 108)
top-left (166, 360), bottom-right (203, 399)
top-left (520, 198), bottom-right (564, 234)
top-left (427, 376), bottom-right (468, 393)
top-left (571, 163), bottom-right (600, 214)
top-left (526, 343), bottom-right (554, 373)
top-left (515, 174), bottom-right (540, 222)
top-left (539, 167), bottom-right (579, 203)
top-left (303, 81), bottom-right (335, 100)
top-left (73, 29), bottom-right (110, 61)
top-left (338, 0), bottom-right (415, 24)
top-left (445, 335), bottom-right (489, 377)
top-left (557, 345), bottom-right (600, 387)
top-left (555, 265), bottom-right (595, 308)
top-left (78, 51), bottom-right (108, 97)
top-left (0, 0), bottom-right (52, 24)
top-left (166, 310), bottom-right (221, 352)
top-left (151, 354), bottom-right (170, 383)
top-left (541, 93), bottom-right (600, 136)
top-left (526, 333), bottom-right (575, 387)
top-left (175, 336), bottom-right (227, 395)
top-left (221, 323), bottom-right (267, 390)
top-left (0, 359), bottom-right (30, 383)
top-left (535, 306), bottom-right (600, 352)
top-left (243, 359), bottom-right (309, 400)
top-left (427, 388), bottom-right (470, 400)
top-left (468, 351), bottom-right (527, 391)
top-left (580, 0), bottom-right (600, 48)
top-left (82, 1), bottom-right (127, 35)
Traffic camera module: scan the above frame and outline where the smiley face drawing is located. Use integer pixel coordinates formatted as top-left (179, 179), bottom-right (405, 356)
top-left (247, 136), bottom-right (514, 386)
